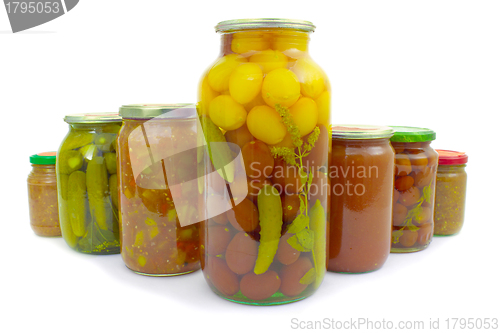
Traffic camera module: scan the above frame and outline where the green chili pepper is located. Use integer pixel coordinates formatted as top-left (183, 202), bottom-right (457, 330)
top-left (104, 152), bottom-right (117, 174)
top-left (58, 150), bottom-right (84, 174)
top-left (109, 174), bottom-right (118, 208)
top-left (254, 184), bottom-right (283, 275)
top-left (68, 171), bottom-right (87, 237)
top-left (86, 156), bottom-right (109, 230)
top-left (200, 116), bottom-right (234, 182)
top-left (310, 199), bottom-right (326, 288)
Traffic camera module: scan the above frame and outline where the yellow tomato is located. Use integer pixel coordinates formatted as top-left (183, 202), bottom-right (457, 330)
top-left (208, 95), bottom-right (247, 131)
top-left (198, 75), bottom-right (219, 115)
top-left (270, 132), bottom-right (295, 149)
top-left (315, 90), bottom-right (330, 126)
top-left (247, 105), bottom-right (287, 145)
top-left (243, 92), bottom-right (266, 112)
top-left (261, 68), bottom-right (301, 108)
top-left (249, 49), bottom-right (288, 74)
top-left (289, 97), bottom-right (318, 136)
top-left (207, 54), bottom-right (247, 92)
top-left (292, 58), bottom-right (325, 99)
top-left (229, 63), bottom-right (263, 105)
top-left (272, 31), bottom-right (309, 53)
top-left (231, 32), bottom-right (271, 54)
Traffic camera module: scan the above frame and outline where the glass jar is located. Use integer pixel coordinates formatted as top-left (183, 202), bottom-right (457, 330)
top-left (434, 150), bottom-right (468, 236)
top-left (28, 152), bottom-right (61, 237)
top-left (57, 113), bottom-right (122, 254)
top-left (390, 126), bottom-right (438, 253)
top-left (328, 126), bottom-right (394, 273)
top-left (198, 19), bottom-right (331, 305)
top-left (117, 104), bottom-right (201, 276)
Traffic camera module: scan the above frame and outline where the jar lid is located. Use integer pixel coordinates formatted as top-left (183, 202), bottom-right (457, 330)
top-left (331, 125), bottom-right (394, 139)
top-left (64, 113), bottom-right (121, 124)
top-left (30, 152), bottom-right (56, 165)
top-left (436, 149), bottom-right (468, 165)
top-left (119, 104), bottom-right (197, 119)
top-left (389, 126), bottom-right (436, 142)
top-left (215, 18), bottom-right (315, 33)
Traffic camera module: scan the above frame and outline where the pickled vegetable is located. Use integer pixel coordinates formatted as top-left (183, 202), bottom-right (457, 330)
top-left (58, 150), bottom-right (83, 174)
top-left (261, 68), bottom-right (301, 108)
top-left (67, 171), bottom-right (87, 237)
top-left (104, 152), bottom-right (117, 174)
top-left (254, 185), bottom-right (283, 275)
top-left (309, 199), bottom-right (325, 287)
top-left (109, 174), bottom-right (118, 208)
top-left (86, 156), bottom-right (109, 230)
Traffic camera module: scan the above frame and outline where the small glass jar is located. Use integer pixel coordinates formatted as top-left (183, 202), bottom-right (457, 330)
top-left (390, 126), bottom-right (438, 253)
top-left (328, 125), bottom-right (394, 273)
top-left (28, 152), bottom-right (61, 237)
top-left (57, 113), bottom-right (122, 254)
top-left (434, 150), bottom-right (468, 236)
top-left (199, 18), bottom-right (330, 305)
top-left (117, 104), bottom-right (201, 276)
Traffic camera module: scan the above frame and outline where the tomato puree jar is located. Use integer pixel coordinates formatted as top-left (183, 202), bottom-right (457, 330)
top-left (328, 125), bottom-right (394, 273)
top-left (390, 126), bottom-right (438, 253)
top-left (198, 19), bottom-right (331, 305)
top-left (28, 152), bottom-right (61, 237)
top-left (433, 150), bottom-right (468, 236)
top-left (117, 104), bottom-right (201, 276)
top-left (57, 113), bottom-right (122, 254)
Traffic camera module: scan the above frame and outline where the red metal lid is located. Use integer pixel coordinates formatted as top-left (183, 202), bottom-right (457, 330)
top-left (436, 149), bottom-right (468, 165)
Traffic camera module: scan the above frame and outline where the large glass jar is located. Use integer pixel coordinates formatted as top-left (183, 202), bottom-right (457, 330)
top-left (57, 113), bottom-right (122, 254)
top-left (390, 127), bottom-right (438, 253)
top-left (28, 152), bottom-right (61, 237)
top-left (328, 126), bottom-right (394, 273)
top-left (117, 104), bottom-right (201, 276)
top-left (198, 19), bottom-right (331, 305)
top-left (434, 150), bottom-right (468, 236)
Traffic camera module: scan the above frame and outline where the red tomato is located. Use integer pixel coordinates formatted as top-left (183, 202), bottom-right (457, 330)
top-left (240, 270), bottom-right (281, 300)
top-left (225, 232), bottom-right (258, 275)
top-left (279, 257), bottom-right (313, 297)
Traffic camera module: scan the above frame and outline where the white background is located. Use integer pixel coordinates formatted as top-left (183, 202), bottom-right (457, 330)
top-left (1, 1), bottom-right (499, 332)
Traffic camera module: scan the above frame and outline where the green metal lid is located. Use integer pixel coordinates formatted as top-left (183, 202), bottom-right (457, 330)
top-left (30, 152), bottom-right (56, 165)
top-left (215, 18), bottom-right (315, 33)
top-left (389, 126), bottom-right (436, 142)
top-left (119, 104), bottom-right (197, 119)
top-left (64, 113), bottom-right (121, 124)
top-left (332, 125), bottom-right (394, 140)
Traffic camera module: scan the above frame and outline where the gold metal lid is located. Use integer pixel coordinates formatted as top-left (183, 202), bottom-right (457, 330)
top-left (64, 113), bottom-right (121, 124)
top-left (119, 104), bottom-right (197, 119)
top-left (332, 125), bottom-right (394, 139)
top-left (215, 18), bottom-right (315, 33)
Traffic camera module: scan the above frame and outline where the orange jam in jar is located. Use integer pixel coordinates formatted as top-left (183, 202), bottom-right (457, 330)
top-left (328, 126), bottom-right (394, 273)
top-left (28, 152), bottom-right (61, 237)
top-left (434, 150), bottom-right (468, 236)
top-left (390, 127), bottom-right (438, 253)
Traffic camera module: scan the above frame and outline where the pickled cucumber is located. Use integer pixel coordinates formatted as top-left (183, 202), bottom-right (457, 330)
top-left (68, 171), bottom-right (87, 237)
top-left (58, 150), bottom-right (84, 174)
top-left (104, 152), bottom-right (117, 174)
top-left (254, 184), bottom-right (283, 275)
top-left (58, 173), bottom-right (78, 248)
top-left (109, 174), bottom-right (118, 208)
top-left (86, 156), bottom-right (109, 230)
top-left (60, 132), bottom-right (94, 151)
top-left (310, 199), bottom-right (326, 288)
top-left (79, 144), bottom-right (98, 161)
top-left (94, 133), bottom-right (115, 152)
top-left (200, 116), bottom-right (235, 182)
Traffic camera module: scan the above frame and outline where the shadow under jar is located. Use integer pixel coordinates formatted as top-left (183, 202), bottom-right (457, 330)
top-left (328, 125), bottom-right (394, 273)
top-left (117, 104), bottom-right (201, 276)
top-left (198, 18), bottom-right (331, 305)
top-left (57, 113), bottom-right (122, 254)
top-left (390, 126), bottom-right (438, 253)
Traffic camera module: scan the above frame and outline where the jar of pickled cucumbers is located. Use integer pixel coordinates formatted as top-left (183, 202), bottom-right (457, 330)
top-left (117, 104), bottom-right (201, 276)
top-left (28, 152), bottom-right (61, 237)
top-left (329, 126), bottom-right (394, 273)
top-left (434, 150), bottom-right (468, 236)
top-left (57, 113), bottom-right (122, 254)
top-left (198, 19), bottom-right (331, 305)
top-left (390, 126), bottom-right (438, 253)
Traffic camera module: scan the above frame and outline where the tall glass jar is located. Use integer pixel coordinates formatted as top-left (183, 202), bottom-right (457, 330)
top-left (328, 126), bottom-right (394, 273)
top-left (198, 19), bottom-right (331, 305)
top-left (390, 126), bottom-right (438, 253)
top-left (434, 150), bottom-right (468, 236)
top-left (117, 104), bottom-right (201, 276)
top-left (57, 113), bottom-right (122, 254)
top-left (28, 152), bottom-right (61, 237)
